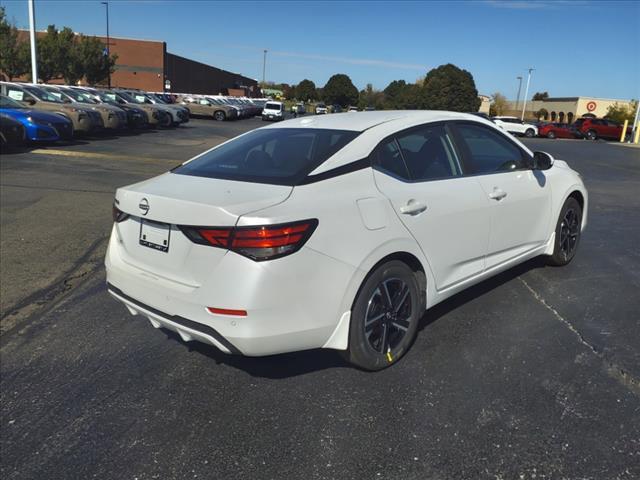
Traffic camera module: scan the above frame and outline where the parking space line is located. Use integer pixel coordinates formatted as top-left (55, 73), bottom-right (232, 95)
top-left (29, 148), bottom-right (179, 164)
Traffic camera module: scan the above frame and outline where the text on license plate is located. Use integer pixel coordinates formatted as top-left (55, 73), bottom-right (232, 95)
top-left (139, 219), bottom-right (171, 252)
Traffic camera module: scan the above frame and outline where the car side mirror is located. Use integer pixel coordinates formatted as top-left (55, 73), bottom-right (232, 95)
top-left (26, 97), bottom-right (36, 105)
top-left (532, 151), bottom-right (554, 170)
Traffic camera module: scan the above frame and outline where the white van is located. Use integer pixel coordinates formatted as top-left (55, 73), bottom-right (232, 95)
top-left (262, 101), bottom-right (285, 121)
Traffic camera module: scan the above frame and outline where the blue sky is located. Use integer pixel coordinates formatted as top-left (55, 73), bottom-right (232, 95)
top-left (2, 0), bottom-right (639, 99)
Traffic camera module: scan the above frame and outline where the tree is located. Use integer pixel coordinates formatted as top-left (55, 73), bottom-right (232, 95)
top-left (59, 27), bottom-right (84, 85)
top-left (322, 73), bottom-right (358, 107)
top-left (532, 91), bottom-right (549, 101)
top-left (421, 63), bottom-right (481, 112)
top-left (358, 83), bottom-right (385, 110)
top-left (295, 79), bottom-right (316, 102)
top-left (0, 7), bottom-right (30, 81)
top-left (78, 35), bottom-right (117, 85)
top-left (36, 25), bottom-right (66, 82)
top-left (489, 92), bottom-right (508, 116)
top-left (282, 83), bottom-right (295, 100)
top-left (605, 100), bottom-right (638, 124)
top-left (383, 80), bottom-right (407, 109)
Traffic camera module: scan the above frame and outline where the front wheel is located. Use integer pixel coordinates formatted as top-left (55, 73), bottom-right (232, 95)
top-left (525, 128), bottom-right (535, 138)
top-left (547, 197), bottom-right (582, 266)
top-left (547, 131), bottom-right (556, 139)
top-left (343, 261), bottom-right (421, 370)
top-left (586, 129), bottom-right (597, 141)
top-left (213, 110), bottom-right (226, 121)
top-left (160, 112), bottom-right (172, 128)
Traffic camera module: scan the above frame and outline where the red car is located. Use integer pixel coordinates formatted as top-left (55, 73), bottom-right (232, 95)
top-left (538, 122), bottom-right (576, 139)
top-left (572, 118), bottom-right (628, 141)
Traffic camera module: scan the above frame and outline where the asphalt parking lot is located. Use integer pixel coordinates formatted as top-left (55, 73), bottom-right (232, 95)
top-left (1, 118), bottom-right (639, 480)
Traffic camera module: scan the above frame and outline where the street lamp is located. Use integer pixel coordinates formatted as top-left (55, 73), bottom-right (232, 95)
top-left (515, 76), bottom-right (523, 114)
top-left (101, 1), bottom-right (110, 88)
top-left (521, 68), bottom-right (534, 121)
top-left (262, 49), bottom-right (267, 87)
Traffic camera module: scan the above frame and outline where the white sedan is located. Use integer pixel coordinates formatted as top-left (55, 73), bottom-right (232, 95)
top-left (106, 111), bottom-right (587, 370)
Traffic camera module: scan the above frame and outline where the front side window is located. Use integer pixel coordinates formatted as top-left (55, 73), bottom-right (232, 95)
top-left (0, 95), bottom-right (26, 109)
top-left (454, 123), bottom-right (528, 174)
top-left (26, 87), bottom-right (63, 103)
top-left (396, 125), bottom-right (461, 181)
top-left (173, 128), bottom-right (359, 185)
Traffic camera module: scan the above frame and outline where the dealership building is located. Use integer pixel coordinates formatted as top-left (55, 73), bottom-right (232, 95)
top-left (9, 31), bottom-right (259, 97)
top-left (504, 97), bottom-right (635, 123)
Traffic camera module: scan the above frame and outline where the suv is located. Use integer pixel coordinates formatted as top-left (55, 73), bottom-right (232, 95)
top-left (1, 82), bottom-right (95, 134)
top-left (120, 90), bottom-right (188, 126)
top-left (262, 101), bottom-right (285, 121)
top-left (180, 96), bottom-right (238, 121)
top-left (73, 87), bottom-right (149, 129)
top-left (315, 103), bottom-right (328, 115)
top-left (101, 90), bottom-right (169, 128)
top-left (492, 116), bottom-right (538, 137)
top-left (41, 85), bottom-right (127, 131)
top-left (572, 118), bottom-right (628, 140)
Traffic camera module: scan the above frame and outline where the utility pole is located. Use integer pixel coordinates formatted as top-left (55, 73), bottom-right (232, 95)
top-left (521, 68), bottom-right (534, 121)
top-left (27, 0), bottom-right (38, 83)
top-left (262, 49), bottom-right (267, 87)
top-left (101, 2), bottom-right (111, 88)
top-left (514, 76), bottom-right (523, 114)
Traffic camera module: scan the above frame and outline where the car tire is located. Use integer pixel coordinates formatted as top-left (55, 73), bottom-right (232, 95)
top-left (547, 131), bottom-right (556, 139)
top-left (160, 112), bottom-right (172, 128)
top-left (586, 129), bottom-right (597, 140)
top-left (214, 111), bottom-right (226, 121)
top-left (547, 196), bottom-right (582, 266)
top-left (343, 260), bottom-right (421, 371)
top-left (525, 128), bottom-right (535, 138)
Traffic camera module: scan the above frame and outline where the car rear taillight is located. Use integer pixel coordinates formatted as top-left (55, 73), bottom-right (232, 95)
top-left (179, 219), bottom-right (318, 261)
top-left (112, 204), bottom-right (129, 223)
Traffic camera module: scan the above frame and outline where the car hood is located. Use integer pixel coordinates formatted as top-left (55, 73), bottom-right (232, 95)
top-left (0, 108), bottom-right (70, 123)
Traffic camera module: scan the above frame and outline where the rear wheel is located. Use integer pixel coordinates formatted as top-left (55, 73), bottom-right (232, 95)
top-left (548, 197), bottom-right (582, 266)
top-left (586, 129), bottom-right (597, 140)
top-left (547, 131), bottom-right (556, 139)
top-left (214, 110), bottom-right (226, 121)
top-left (525, 128), bottom-right (535, 138)
top-left (344, 261), bottom-right (420, 370)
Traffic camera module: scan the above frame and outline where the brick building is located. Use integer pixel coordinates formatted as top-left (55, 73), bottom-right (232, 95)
top-left (8, 31), bottom-right (259, 97)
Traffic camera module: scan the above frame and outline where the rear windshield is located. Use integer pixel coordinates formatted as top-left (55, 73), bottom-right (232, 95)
top-left (264, 103), bottom-right (282, 111)
top-left (173, 128), bottom-right (360, 185)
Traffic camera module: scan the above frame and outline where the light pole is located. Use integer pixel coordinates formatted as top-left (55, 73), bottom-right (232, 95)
top-left (262, 49), bottom-right (267, 87)
top-left (514, 76), bottom-right (523, 114)
top-left (101, 1), bottom-right (110, 88)
top-left (27, 0), bottom-right (38, 83)
top-left (521, 68), bottom-right (534, 121)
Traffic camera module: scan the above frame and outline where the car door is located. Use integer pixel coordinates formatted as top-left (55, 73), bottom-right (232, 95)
top-left (372, 123), bottom-right (491, 290)
top-left (450, 121), bottom-right (552, 269)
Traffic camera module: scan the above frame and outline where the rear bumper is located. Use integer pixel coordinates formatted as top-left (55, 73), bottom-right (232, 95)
top-left (105, 225), bottom-right (356, 356)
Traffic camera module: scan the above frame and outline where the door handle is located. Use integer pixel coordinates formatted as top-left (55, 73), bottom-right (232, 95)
top-left (488, 188), bottom-right (507, 201)
top-left (400, 200), bottom-right (427, 216)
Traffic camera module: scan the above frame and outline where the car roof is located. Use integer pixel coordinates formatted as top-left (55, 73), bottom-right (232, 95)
top-left (261, 110), bottom-right (485, 132)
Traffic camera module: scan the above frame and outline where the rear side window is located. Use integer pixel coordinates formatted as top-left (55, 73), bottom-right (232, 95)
top-left (396, 125), bottom-right (461, 181)
top-left (173, 128), bottom-right (359, 185)
top-left (454, 123), bottom-right (528, 174)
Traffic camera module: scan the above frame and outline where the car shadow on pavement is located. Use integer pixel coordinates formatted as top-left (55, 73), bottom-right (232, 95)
top-left (162, 256), bottom-right (549, 379)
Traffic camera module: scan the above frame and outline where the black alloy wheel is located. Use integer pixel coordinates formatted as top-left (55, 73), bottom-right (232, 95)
top-left (548, 197), bottom-right (582, 266)
top-left (344, 261), bottom-right (420, 370)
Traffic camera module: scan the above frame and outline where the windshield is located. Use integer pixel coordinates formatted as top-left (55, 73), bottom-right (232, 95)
top-left (0, 95), bottom-right (26, 109)
top-left (265, 103), bottom-right (282, 111)
top-left (25, 87), bottom-right (64, 103)
top-left (173, 128), bottom-right (360, 186)
top-left (117, 91), bottom-right (141, 104)
top-left (62, 89), bottom-right (97, 104)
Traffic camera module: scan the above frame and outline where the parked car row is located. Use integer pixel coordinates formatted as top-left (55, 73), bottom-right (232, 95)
top-left (177, 94), bottom-right (267, 121)
top-left (0, 81), bottom-right (196, 147)
top-left (491, 114), bottom-right (631, 141)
